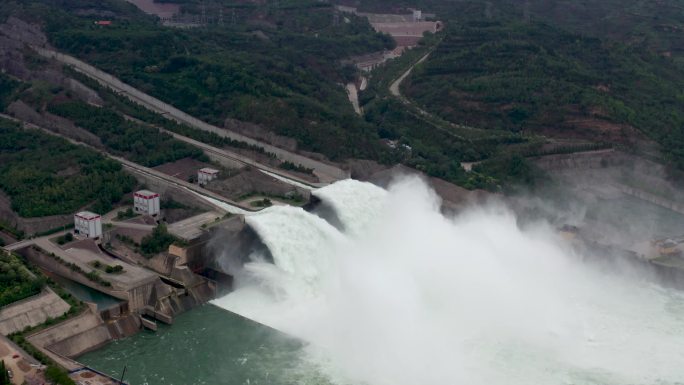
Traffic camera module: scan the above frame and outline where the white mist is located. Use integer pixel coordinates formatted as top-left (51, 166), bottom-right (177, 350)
top-left (212, 177), bottom-right (684, 385)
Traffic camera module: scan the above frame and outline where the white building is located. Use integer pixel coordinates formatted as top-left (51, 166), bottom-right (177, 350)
top-left (74, 211), bottom-right (102, 238)
top-left (134, 190), bottom-right (160, 216)
top-left (198, 168), bottom-right (219, 186)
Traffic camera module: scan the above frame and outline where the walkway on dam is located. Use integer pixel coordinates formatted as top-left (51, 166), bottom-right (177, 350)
top-left (32, 46), bottom-right (348, 184)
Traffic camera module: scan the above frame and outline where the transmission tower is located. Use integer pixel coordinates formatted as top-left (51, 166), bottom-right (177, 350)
top-left (218, 8), bottom-right (224, 26)
top-left (485, 1), bottom-right (493, 20)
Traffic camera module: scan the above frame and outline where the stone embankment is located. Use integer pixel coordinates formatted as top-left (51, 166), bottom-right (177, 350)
top-left (533, 149), bottom-right (684, 215)
top-left (0, 289), bottom-right (70, 335)
top-left (532, 149), bottom-right (625, 171)
top-left (25, 309), bottom-right (119, 370)
top-left (618, 185), bottom-right (684, 216)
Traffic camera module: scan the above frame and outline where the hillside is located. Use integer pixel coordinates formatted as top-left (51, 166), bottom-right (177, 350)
top-left (351, 0), bottom-right (684, 61)
top-left (3, 0), bottom-right (684, 190)
top-left (402, 21), bottom-right (684, 168)
top-left (0, 117), bottom-right (135, 218)
top-left (2, 0), bottom-right (394, 161)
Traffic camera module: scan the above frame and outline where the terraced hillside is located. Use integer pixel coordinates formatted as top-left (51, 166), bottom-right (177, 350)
top-left (402, 21), bottom-right (684, 168)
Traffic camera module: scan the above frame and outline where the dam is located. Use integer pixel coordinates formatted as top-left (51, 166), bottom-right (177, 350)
top-left (81, 178), bottom-right (684, 385)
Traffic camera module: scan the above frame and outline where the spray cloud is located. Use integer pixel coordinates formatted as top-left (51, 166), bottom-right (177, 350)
top-left (212, 176), bottom-right (684, 385)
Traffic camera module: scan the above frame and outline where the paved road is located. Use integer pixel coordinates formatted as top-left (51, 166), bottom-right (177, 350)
top-left (346, 82), bottom-right (362, 115)
top-left (33, 46), bottom-right (349, 183)
top-left (386, 51), bottom-right (474, 142)
top-left (5, 115), bottom-right (255, 215)
top-left (3, 228), bottom-right (70, 252)
top-left (389, 52), bottom-right (431, 98)
top-left (155, 124), bottom-right (320, 189)
top-left (4, 238), bottom-right (34, 251)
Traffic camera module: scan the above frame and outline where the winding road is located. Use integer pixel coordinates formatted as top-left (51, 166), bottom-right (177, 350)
top-left (389, 52), bottom-right (431, 99)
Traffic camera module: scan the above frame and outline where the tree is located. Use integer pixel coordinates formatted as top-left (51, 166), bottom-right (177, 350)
top-left (0, 360), bottom-right (9, 385)
top-left (140, 224), bottom-right (178, 256)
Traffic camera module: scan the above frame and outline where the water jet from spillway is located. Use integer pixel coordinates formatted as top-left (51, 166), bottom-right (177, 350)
top-left (212, 177), bottom-right (684, 385)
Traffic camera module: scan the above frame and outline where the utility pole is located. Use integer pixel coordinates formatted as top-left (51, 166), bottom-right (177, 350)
top-left (201, 1), bottom-right (207, 25)
top-left (119, 365), bottom-right (127, 384)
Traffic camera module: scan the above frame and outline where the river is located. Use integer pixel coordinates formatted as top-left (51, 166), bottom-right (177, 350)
top-left (81, 178), bottom-right (684, 385)
top-left (79, 304), bottom-right (333, 385)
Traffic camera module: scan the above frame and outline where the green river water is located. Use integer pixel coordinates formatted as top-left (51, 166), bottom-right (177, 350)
top-left (78, 305), bottom-right (333, 385)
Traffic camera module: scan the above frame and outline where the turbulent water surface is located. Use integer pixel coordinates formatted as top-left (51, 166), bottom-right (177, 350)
top-left (79, 305), bottom-right (333, 385)
top-left (81, 178), bottom-right (684, 385)
top-left (213, 177), bottom-right (684, 385)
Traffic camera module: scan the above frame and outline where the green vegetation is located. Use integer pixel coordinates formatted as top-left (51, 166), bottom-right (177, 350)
top-left (62, 70), bottom-right (276, 157)
top-left (0, 221), bottom-right (24, 240)
top-left (9, 329), bottom-right (76, 385)
top-left (115, 233), bottom-right (137, 247)
top-left (4, 0), bottom-right (683, 191)
top-left (55, 232), bottom-right (74, 245)
top-left (140, 224), bottom-right (178, 256)
top-left (360, 33), bottom-right (532, 189)
top-left (472, 154), bottom-right (546, 193)
top-left (5, 253), bottom-right (83, 385)
top-left (0, 73), bottom-right (25, 110)
top-left (0, 360), bottom-right (9, 385)
top-left (403, 21), bottom-right (684, 168)
top-left (47, 101), bottom-right (205, 167)
top-left (279, 161), bottom-right (314, 175)
top-left (239, 191), bottom-right (306, 205)
top-left (250, 198), bottom-right (273, 208)
top-left (0, 118), bottom-right (136, 217)
top-left (38, 246), bottom-right (112, 287)
top-left (7, 254), bottom-right (85, 385)
top-left (91, 260), bottom-right (124, 274)
top-left (354, 0), bottom-right (684, 173)
top-left (45, 366), bottom-right (76, 385)
top-left (116, 207), bottom-right (136, 220)
top-left (4, 0), bottom-right (394, 161)
top-left (0, 251), bottom-right (45, 307)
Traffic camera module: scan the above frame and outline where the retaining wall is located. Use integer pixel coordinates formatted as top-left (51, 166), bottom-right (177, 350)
top-left (0, 289), bottom-right (70, 335)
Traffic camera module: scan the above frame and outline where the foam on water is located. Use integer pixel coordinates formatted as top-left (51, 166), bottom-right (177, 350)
top-left (212, 177), bottom-right (684, 385)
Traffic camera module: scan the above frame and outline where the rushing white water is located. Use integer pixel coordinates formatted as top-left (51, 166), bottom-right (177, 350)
top-left (312, 179), bottom-right (387, 237)
top-left (212, 177), bottom-right (684, 385)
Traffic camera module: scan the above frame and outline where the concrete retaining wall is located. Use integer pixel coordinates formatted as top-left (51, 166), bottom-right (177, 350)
top-left (0, 289), bottom-right (70, 335)
top-left (48, 324), bottom-right (111, 358)
top-left (20, 247), bottom-right (128, 301)
top-left (27, 311), bottom-right (102, 354)
top-left (127, 282), bottom-right (156, 312)
top-left (0, 190), bottom-right (71, 236)
top-left (618, 185), bottom-right (684, 216)
top-left (532, 149), bottom-right (626, 171)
